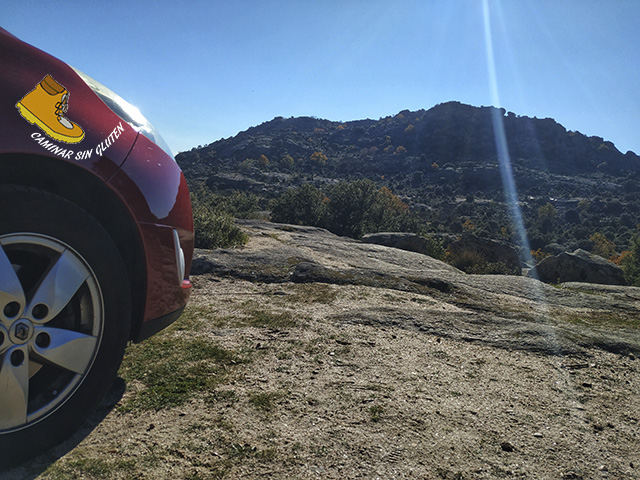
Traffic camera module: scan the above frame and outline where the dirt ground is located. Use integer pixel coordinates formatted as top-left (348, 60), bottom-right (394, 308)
top-left (5, 272), bottom-right (639, 480)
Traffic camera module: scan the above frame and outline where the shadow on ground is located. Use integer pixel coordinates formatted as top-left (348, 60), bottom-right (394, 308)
top-left (1, 378), bottom-right (126, 478)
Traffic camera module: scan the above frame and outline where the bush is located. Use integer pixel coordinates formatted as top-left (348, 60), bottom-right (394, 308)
top-left (270, 180), bottom-right (420, 239)
top-left (446, 248), bottom-right (519, 275)
top-left (420, 236), bottom-right (447, 261)
top-left (191, 185), bottom-right (263, 219)
top-left (325, 179), bottom-right (379, 237)
top-left (326, 180), bottom-right (418, 238)
top-left (270, 184), bottom-right (328, 226)
top-left (620, 235), bottom-right (640, 286)
top-left (192, 199), bottom-right (248, 250)
top-left (531, 248), bottom-right (552, 263)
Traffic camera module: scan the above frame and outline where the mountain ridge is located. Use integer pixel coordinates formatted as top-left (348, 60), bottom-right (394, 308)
top-left (176, 101), bottom-right (640, 253)
top-left (181, 101), bottom-right (638, 173)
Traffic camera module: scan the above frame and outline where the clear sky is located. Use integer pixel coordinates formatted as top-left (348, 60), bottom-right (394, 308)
top-left (4, 1), bottom-right (639, 156)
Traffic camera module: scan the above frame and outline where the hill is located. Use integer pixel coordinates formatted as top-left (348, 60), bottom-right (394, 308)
top-left (176, 101), bottom-right (640, 255)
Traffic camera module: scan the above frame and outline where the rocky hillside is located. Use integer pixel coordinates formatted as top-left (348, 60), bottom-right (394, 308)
top-left (178, 101), bottom-right (640, 181)
top-left (177, 102), bottom-right (640, 254)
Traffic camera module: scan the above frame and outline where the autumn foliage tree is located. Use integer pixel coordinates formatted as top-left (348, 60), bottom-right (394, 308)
top-left (395, 145), bottom-right (407, 155)
top-left (619, 235), bottom-right (640, 286)
top-left (310, 151), bottom-right (327, 166)
top-left (590, 232), bottom-right (617, 259)
top-left (360, 186), bottom-right (412, 235)
top-left (462, 218), bottom-right (476, 232)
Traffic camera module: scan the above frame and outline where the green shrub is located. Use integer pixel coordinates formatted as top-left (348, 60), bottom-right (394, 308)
top-left (326, 179), bottom-right (380, 237)
top-left (420, 236), bottom-right (447, 261)
top-left (270, 183), bottom-right (328, 226)
top-left (271, 180), bottom-right (420, 239)
top-left (193, 202), bottom-right (248, 249)
top-left (620, 235), bottom-right (640, 286)
top-left (446, 248), bottom-right (517, 275)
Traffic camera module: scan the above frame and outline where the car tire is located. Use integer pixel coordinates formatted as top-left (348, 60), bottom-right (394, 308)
top-left (0, 185), bottom-right (131, 469)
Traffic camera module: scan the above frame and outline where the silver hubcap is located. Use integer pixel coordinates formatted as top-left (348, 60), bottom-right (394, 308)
top-left (0, 234), bottom-right (103, 432)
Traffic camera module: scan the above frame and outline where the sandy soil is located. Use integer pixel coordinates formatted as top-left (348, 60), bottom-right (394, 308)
top-left (6, 274), bottom-right (639, 480)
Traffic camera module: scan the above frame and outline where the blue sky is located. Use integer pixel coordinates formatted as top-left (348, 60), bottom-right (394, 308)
top-left (4, 1), bottom-right (640, 156)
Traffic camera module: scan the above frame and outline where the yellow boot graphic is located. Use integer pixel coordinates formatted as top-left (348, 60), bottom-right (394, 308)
top-left (16, 75), bottom-right (85, 144)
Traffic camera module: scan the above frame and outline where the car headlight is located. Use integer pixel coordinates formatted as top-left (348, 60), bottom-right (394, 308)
top-left (71, 67), bottom-right (174, 158)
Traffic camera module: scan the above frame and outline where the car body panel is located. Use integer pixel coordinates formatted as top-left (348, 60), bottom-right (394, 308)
top-left (0, 28), bottom-right (138, 181)
top-left (0, 26), bottom-right (194, 336)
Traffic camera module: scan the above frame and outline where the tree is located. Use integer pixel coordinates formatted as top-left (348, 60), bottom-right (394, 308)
top-left (326, 179), bottom-right (379, 237)
top-left (537, 203), bottom-right (558, 223)
top-left (239, 158), bottom-right (254, 172)
top-left (564, 209), bottom-right (580, 224)
top-left (578, 199), bottom-right (590, 211)
top-left (323, 180), bottom-right (418, 238)
top-left (590, 232), bottom-right (617, 259)
top-left (270, 184), bottom-right (328, 227)
top-left (258, 154), bottom-right (269, 167)
top-left (531, 248), bottom-right (551, 263)
top-left (362, 186), bottom-right (413, 234)
top-left (395, 145), bottom-right (407, 155)
top-left (620, 235), bottom-right (640, 286)
top-left (310, 151), bottom-right (327, 166)
top-left (462, 218), bottom-right (476, 232)
top-left (537, 202), bottom-right (558, 233)
top-left (281, 154), bottom-right (294, 167)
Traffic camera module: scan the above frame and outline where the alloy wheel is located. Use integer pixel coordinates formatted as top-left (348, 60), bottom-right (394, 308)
top-left (0, 233), bottom-right (103, 432)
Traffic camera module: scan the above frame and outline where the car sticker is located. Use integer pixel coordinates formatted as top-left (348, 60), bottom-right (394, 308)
top-left (16, 75), bottom-right (85, 144)
top-left (16, 75), bottom-right (126, 160)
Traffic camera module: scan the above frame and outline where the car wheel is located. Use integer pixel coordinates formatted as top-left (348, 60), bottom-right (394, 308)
top-left (0, 185), bottom-right (131, 469)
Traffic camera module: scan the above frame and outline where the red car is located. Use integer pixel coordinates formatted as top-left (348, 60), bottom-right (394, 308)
top-left (0, 27), bottom-right (194, 467)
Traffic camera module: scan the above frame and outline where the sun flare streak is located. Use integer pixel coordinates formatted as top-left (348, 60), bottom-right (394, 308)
top-left (481, 0), bottom-right (536, 274)
top-left (480, 1), bottom-right (574, 360)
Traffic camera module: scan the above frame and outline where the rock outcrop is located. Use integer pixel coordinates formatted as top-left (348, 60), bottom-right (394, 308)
top-left (530, 249), bottom-right (627, 286)
top-left (447, 234), bottom-right (522, 275)
top-left (361, 232), bottom-right (438, 256)
top-left (191, 220), bottom-right (640, 356)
